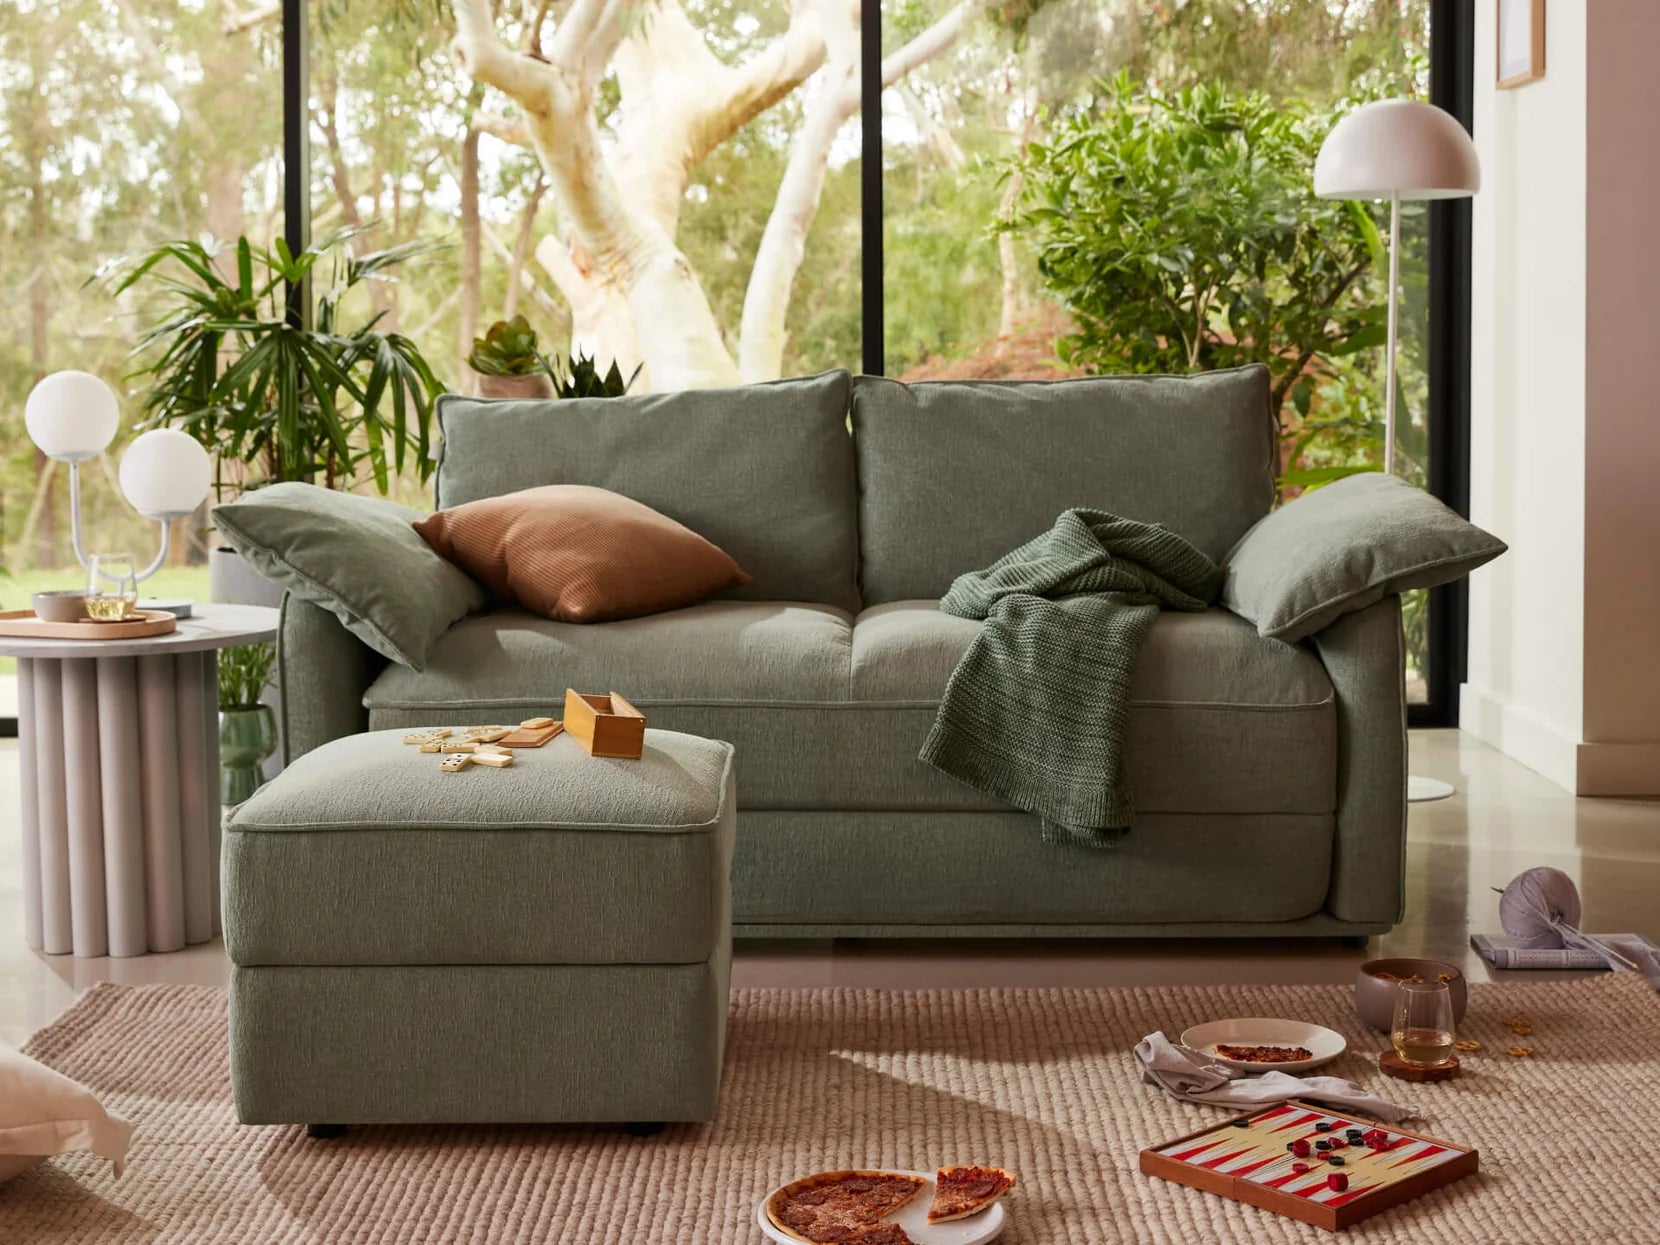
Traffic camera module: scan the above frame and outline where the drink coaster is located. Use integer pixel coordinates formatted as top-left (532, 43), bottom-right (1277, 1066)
top-left (1379, 1050), bottom-right (1459, 1081)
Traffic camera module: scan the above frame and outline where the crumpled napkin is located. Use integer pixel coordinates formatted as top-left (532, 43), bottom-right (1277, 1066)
top-left (1134, 1031), bottom-right (1418, 1124)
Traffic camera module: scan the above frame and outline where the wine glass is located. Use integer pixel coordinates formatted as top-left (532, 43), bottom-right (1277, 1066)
top-left (85, 552), bottom-right (138, 622)
top-left (1392, 980), bottom-right (1456, 1067)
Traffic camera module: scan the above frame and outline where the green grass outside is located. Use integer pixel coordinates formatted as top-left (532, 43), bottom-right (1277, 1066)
top-left (0, 566), bottom-right (214, 676)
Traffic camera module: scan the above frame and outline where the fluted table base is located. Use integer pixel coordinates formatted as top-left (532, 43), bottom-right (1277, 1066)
top-left (17, 653), bottom-right (222, 957)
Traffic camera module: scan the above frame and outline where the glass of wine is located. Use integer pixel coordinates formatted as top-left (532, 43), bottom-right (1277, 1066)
top-left (86, 552), bottom-right (138, 622)
top-left (1392, 980), bottom-right (1456, 1067)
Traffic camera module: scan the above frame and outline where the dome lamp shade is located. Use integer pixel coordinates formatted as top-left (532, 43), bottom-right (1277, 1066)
top-left (1314, 99), bottom-right (1480, 201)
top-left (24, 371), bottom-right (121, 462)
top-left (119, 429), bottom-right (213, 520)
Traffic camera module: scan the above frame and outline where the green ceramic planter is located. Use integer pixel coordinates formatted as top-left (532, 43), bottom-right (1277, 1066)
top-left (220, 704), bottom-right (277, 806)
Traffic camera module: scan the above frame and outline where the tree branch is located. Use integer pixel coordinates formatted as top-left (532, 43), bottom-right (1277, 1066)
top-left (222, 1), bottom-right (280, 36)
top-left (474, 112), bottom-right (534, 147)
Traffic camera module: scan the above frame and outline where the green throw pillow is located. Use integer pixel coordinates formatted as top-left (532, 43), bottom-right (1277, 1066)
top-left (1221, 473), bottom-right (1506, 643)
top-left (213, 483), bottom-right (487, 670)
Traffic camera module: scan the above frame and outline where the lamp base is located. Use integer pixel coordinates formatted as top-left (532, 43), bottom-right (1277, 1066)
top-left (139, 598), bottom-right (195, 619)
top-left (1407, 775), bottom-right (1455, 803)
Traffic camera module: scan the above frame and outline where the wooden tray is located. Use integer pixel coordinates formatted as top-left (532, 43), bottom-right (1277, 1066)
top-left (0, 609), bottom-right (178, 642)
top-left (1141, 1099), bottom-right (1477, 1232)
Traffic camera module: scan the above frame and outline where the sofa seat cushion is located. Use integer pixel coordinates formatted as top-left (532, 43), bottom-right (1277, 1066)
top-left (224, 729), bottom-right (734, 967)
top-left (365, 600), bottom-right (1334, 816)
top-left (850, 603), bottom-right (1337, 815)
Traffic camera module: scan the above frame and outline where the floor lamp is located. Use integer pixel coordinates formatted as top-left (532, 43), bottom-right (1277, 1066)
top-left (1314, 99), bottom-right (1480, 804)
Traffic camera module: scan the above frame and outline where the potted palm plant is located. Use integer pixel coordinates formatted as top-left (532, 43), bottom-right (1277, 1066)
top-left (100, 227), bottom-right (449, 603)
top-left (218, 642), bottom-right (278, 805)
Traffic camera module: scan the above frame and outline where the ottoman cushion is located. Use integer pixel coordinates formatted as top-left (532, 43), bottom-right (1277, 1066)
top-left (224, 729), bottom-right (734, 967)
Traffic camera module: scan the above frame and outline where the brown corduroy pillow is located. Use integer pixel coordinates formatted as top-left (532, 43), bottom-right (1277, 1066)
top-left (413, 485), bottom-right (750, 623)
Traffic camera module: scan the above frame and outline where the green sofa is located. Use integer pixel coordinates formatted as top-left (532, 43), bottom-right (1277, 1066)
top-left (277, 365), bottom-right (1410, 941)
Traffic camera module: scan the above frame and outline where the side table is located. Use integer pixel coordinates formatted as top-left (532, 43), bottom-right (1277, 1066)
top-left (3, 604), bottom-right (279, 958)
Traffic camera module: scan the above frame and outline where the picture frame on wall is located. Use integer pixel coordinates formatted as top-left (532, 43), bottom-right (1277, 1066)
top-left (1497, 0), bottom-right (1545, 88)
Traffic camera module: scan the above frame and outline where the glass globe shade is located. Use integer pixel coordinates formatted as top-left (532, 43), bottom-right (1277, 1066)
top-left (24, 370), bottom-right (120, 462)
top-left (119, 429), bottom-right (213, 519)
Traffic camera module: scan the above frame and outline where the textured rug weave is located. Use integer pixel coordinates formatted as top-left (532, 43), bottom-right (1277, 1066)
top-left (2, 974), bottom-right (1656, 1243)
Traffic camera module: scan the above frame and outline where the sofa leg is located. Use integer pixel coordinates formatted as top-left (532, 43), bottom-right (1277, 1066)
top-left (623, 1122), bottom-right (666, 1137)
top-left (306, 1124), bottom-right (348, 1140)
top-left (1339, 935), bottom-right (1371, 949)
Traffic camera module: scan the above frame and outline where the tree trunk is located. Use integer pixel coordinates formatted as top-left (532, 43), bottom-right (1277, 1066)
top-left (457, 86), bottom-right (486, 396)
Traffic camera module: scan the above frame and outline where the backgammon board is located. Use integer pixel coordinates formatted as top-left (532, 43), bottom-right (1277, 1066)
top-left (1140, 1100), bottom-right (1478, 1231)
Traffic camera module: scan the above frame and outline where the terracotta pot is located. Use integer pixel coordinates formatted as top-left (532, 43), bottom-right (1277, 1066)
top-left (477, 373), bottom-right (555, 400)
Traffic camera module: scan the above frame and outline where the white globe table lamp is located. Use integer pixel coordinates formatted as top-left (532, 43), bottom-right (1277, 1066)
top-left (24, 370), bottom-right (121, 570)
top-left (1315, 99), bottom-right (1479, 804)
top-left (24, 371), bottom-right (213, 599)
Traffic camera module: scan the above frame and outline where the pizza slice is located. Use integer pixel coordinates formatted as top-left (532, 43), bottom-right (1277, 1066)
top-left (848, 1225), bottom-right (913, 1245)
top-left (765, 1171), bottom-right (926, 1244)
top-left (926, 1164), bottom-right (1017, 1223)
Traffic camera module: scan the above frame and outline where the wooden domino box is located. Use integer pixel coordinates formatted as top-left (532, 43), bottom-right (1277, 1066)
top-left (1140, 1100), bottom-right (1478, 1231)
top-left (562, 689), bottom-right (646, 758)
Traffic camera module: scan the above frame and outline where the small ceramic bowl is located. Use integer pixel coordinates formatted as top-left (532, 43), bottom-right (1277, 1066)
top-left (1354, 958), bottom-right (1468, 1032)
top-left (31, 589), bottom-right (89, 623)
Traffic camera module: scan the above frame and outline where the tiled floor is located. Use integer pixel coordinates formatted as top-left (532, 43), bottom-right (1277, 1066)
top-left (2, 730), bottom-right (1656, 1047)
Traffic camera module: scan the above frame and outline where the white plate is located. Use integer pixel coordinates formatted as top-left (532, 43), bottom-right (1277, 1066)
top-left (756, 1169), bottom-right (1007, 1245)
top-left (1179, 1018), bottom-right (1347, 1073)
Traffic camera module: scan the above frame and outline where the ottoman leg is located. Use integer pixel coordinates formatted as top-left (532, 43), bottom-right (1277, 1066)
top-left (623, 1122), bottom-right (666, 1137)
top-left (306, 1124), bottom-right (348, 1140)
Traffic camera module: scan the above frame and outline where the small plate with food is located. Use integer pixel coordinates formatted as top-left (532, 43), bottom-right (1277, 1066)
top-left (1179, 1018), bottom-right (1346, 1073)
top-left (758, 1165), bottom-right (1014, 1244)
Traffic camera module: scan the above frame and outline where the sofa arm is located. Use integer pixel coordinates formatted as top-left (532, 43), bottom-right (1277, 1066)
top-left (1310, 595), bottom-right (1407, 925)
top-left (277, 594), bottom-right (387, 764)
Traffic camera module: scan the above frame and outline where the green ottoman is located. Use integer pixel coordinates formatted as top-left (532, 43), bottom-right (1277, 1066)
top-left (222, 728), bottom-right (734, 1131)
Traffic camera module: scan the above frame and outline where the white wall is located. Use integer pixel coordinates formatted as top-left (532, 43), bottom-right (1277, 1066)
top-left (1463, 0), bottom-right (1660, 795)
top-left (1462, 1), bottom-right (1587, 791)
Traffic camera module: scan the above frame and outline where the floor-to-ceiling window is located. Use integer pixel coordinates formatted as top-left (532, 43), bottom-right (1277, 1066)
top-left (0, 0), bottom-right (283, 723)
top-left (0, 0), bottom-right (1471, 731)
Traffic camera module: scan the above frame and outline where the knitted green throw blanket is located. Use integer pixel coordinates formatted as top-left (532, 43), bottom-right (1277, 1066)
top-left (919, 509), bottom-right (1222, 848)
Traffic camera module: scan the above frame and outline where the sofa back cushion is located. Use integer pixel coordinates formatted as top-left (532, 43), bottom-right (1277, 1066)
top-left (851, 365), bottom-right (1278, 604)
top-left (436, 370), bottom-right (859, 611)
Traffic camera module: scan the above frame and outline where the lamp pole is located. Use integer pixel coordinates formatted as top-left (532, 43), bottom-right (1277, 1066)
top-left (1384, 190), bottom-right (1401, 477)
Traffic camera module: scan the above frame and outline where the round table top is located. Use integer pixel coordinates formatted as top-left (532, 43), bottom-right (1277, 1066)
top-left (0, 602), bottom-right (279, 660)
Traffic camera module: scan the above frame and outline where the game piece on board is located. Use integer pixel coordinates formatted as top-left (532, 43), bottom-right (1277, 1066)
top-left (1328, 1156), bottom-right (1345, 1166)
top-left (1314, 1122), bottom-right (1332, 1133)
top-left (1346, 1129), bottom-right (1364, 1142)
top-left (1290, 1140), bottom-right (1311, 1158)
top-left (1315, 1140), bottom-right (1331, 1152)
top-left (1231, 1119), bottom-right (1250, 1128)
top-left (1328, 1173), bottom-right (1349, 1193)
top-left (1292, 1163), bottom-right (1311, 1175)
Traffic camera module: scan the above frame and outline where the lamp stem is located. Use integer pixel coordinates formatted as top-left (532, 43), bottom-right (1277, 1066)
top-left (136, 520), bottom-right (173, 584)
top-left (67, 460), bottom-right (91, 571)
top-left (1384, 190), bottom-right (1401, 477)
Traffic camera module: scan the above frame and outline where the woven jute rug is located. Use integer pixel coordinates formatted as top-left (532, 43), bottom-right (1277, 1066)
top-left (2, 974), bottom-right (1656, 1243)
